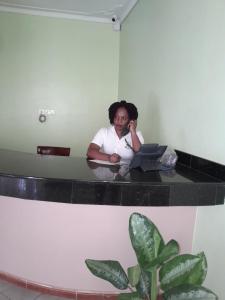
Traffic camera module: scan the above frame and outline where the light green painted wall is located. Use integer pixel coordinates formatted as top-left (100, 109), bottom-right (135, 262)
top-left (192, 206), bottom-right (225, 299)
top-left (119, 0), bottom-right (225, 165)
top-left (0, 12), bottom-right (119, 156)
top-left (118, 0), bottom-right (225, 297)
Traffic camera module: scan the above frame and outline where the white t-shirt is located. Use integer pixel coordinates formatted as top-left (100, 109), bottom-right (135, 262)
top-left (91, 126), bottom-right (144, 160)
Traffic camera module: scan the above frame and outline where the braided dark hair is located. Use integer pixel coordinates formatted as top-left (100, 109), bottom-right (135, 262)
top-left (108, 100), bottom-right (138, 124)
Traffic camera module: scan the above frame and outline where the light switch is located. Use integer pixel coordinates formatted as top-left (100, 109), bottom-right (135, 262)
top-left (39, 109), bottom-right (55, 115)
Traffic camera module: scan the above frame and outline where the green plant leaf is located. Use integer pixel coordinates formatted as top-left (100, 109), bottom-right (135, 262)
top-left (118, 292), bottom-right (144, 300)
top-left (136, 269), bottom-right (151, 298)
top-left (85, 259), bottom-right (129, 289)
top-left (158, 240), bottom-right (180, 263)
top-left (162, 284), bottom-right (218, 299)
top-left (159, 252), bottom-right (207, 291)
top-left (146, 240), bottom-right (180, 271)
top-left (196, 252), bottom-right (207, 283)
top-left (129, 213), bottom-right (164, 268)
top-left (128, 265), bottom-right (141, 287)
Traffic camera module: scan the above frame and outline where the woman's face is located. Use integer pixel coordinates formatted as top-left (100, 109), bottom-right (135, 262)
top-left (113, 107), bottom-right (129, 131)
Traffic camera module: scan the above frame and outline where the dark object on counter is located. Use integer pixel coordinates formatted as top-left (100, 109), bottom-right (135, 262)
top-left (129, 144), bottom-right (168, 171)
top-left (37, 146), bottom-right (70, 156)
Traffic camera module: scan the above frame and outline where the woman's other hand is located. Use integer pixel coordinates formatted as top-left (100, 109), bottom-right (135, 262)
top-left (109, 153), bottom-right (121, 163)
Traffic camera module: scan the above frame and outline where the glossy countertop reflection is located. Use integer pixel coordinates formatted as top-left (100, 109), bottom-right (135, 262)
top-left (0, 148), bottom-right (221, 183)
top-left (0, 148), bottom-right (224, 206)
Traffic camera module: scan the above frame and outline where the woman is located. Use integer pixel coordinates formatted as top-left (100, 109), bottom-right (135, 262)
top-left (87, 100), bottom-right (144, 163)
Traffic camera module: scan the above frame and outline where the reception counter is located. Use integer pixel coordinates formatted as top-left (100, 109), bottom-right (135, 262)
top-left (0, 148), bottom-right (224, 206)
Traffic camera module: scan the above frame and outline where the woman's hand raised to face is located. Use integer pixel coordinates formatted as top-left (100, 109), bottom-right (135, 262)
top-left (128, 120), bottom-right (137, 134)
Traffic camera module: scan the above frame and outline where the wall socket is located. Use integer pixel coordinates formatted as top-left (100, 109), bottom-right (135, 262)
top-left (39, 109), bottom-right (55, 115)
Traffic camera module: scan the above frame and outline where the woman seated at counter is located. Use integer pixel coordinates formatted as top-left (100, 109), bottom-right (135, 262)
top-left (87, 100), bottom-right (144, 163)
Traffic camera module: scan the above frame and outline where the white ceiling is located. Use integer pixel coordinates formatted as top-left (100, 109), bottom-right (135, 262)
top-left (0, 0), bottom-right (139, 26)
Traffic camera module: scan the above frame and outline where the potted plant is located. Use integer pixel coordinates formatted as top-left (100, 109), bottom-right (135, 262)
top-left (85, 212), bottom-right (218, 299)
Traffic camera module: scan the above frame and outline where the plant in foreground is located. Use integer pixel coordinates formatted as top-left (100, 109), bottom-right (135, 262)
top-left (85, 212), bottom-right (218, 300)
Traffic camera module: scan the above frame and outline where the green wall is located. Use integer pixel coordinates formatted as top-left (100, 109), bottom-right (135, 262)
top-left (192, 205), bottom-right (225, 298)
top-left (0, 12), bottom-right (119, 156)
top-left (119, 0), bottom-right (225, 165)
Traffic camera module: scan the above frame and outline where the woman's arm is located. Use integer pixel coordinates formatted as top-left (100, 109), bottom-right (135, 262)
top-left (129, 120), bottom-right (142, 152)
top-left (87, 143), bottom-right (120, 163)
top-left (87, 143), bottom-right (110, 161)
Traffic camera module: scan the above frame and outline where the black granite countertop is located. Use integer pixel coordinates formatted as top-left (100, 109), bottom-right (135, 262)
top-left (0, 148), bottom-right (224, 206)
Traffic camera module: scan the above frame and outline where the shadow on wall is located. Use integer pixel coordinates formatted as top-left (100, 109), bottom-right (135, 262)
top-left (142, 91), bottom-right (162, 143)
top-left (144, 93), bottom-right (188, 150)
